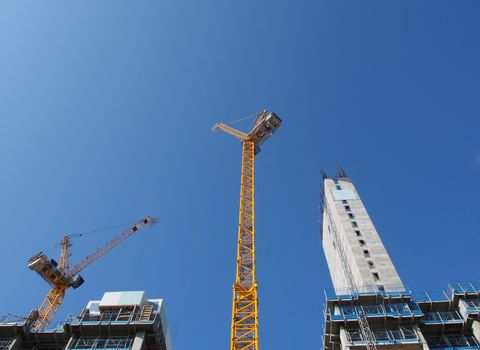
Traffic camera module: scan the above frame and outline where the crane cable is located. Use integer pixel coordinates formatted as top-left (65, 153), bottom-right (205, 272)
top-left (68, 220), bottom-right (136, 238)
top-left (49, 220), bottom-right (137, 252)
top-left (223, 111), bottom-right (259, 126)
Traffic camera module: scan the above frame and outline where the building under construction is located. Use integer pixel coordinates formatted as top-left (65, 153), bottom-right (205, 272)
top-left (0, 291), bottom-right (171, 350)
top-left (320, 169), bottom-right (480, 350)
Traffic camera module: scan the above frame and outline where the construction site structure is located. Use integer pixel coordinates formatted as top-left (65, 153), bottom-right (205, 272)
top-left (27, 216), bottom-right (157, 332)
top-left (320, 168), bottom-right (480, 350)
top-left (213, 110), bottom-right (282, 350)
top-left (0, 291), bottom-right (171, 350)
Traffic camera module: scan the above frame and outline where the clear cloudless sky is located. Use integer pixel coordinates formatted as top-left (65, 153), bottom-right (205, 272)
top-left (0, 1), bottom-right (479, 349)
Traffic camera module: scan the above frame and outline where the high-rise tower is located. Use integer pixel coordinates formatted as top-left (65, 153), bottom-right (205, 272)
top-left (320, 169), bottom-right (480, 350)
top-left (321, 171), bottom-right (403, 294)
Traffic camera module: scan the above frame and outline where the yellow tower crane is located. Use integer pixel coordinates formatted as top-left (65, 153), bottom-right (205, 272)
top-left (213, 110), bottom-right (282, 350)
top-left (27, 216), bottom-right (157, 332)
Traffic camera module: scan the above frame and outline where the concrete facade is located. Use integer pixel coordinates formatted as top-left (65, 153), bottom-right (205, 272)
top-left (322, 177), bottom-right (403, 293)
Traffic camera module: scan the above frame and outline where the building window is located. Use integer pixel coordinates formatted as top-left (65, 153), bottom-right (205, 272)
top-left (345, 205), bottom-right (351, 212)
top-left (368, 261), bottom-right (374, 268)
top-left (348, 213), bottom-right (355, 219)
top-left (351, 221), bottom-right (358, 228)
top-left (342, 200), bottom-right (348, 204)
top-left (333, 179), bottom-right (339, 184)
top-left (363, 250), bottom-right (370, 257)
top-left (359, 239), bottom-right (366, 246)
top-left (355, 230), bottom-right (362, 237)
top-left (336, 185), bottom-right (342, 190)
top-left (372, 272), bottom-right (380, 281)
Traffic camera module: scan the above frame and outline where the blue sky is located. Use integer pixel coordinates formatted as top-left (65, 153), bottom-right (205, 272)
top-left (0, 1), bottom-right (479, 349)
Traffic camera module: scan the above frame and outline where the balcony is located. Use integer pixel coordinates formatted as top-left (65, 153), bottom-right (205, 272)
top-left (423, 311), bottom-right (464, 324)
top-left (345, 326), bottom-right (420, 345)
top-left (329, 303), bottom-right (423, 321)
top-left (68, 337), bottom-right (134, 350)
top-left (449, 283), bottom-right (480, 297)
top-left (325, 286), bottom-right (411, 302)
top-left (0, 339), bottom-right (13, 350)
top-left (426, 335), bottom-right (480, 350)
top-left (459, 299), bottom-right (480, 318)
top-left (67, 307), bottom-right (156, 326)
top-left (0, 314), bottom-right (26, 327)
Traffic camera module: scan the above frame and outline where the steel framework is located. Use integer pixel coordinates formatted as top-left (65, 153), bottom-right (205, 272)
top-left (230, 140), bottom-right (258, 350)
top-left (213, 110), bottom-right (281, 350)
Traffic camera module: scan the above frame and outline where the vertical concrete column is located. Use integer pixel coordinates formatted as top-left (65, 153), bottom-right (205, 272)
top-left (414, 324), bottom-right (430, 350)
top-left (339, 327), bottom-right (351, 350)
top-left (472, 321), bottom-right (480, 344)
top-left (65, 336), bottom-right (76, 350)
top-left (132, 331), bottom-right (146, 350)
top-left (7, 335), bottom-right (21, 350)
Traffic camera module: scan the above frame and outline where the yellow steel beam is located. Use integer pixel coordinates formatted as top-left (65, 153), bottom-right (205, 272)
top-left (32, 286), bottom-right (66, 332)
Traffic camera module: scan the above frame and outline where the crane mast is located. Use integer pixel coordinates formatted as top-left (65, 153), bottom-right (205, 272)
top-left (28, 216), bottom-right (157, 332)
top-left (213, 110), bottom-right (282, 350)
top-left (231, 139), bottom-right (258, 350)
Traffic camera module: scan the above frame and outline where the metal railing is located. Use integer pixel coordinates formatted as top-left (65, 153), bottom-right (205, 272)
top-left (67, 308), bottom-right (156, 325)
top-left (426, 335), bottom-right (480, 349)
top-left (69, 337), bottom-right (133, 350)
top-left (329, 303), bottom-right (422, 320)
top-left (0, 339), bottom-right (13, 350)
top-left (325, 285), bottom-right (410, 301)
top-left (449, 282), bottom-right (480, 295)
top-left (462, 299), bottom-right (480, 313)
top-left (0, 314), bottom-right (26, 326)
top-left (346, 326), bottom-right (419, 344)
top-left (423, 311), bottom-right (464, 324)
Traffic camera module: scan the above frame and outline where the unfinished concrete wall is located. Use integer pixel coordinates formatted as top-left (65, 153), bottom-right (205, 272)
top-left (322, 177), bottom-right (404, 293)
